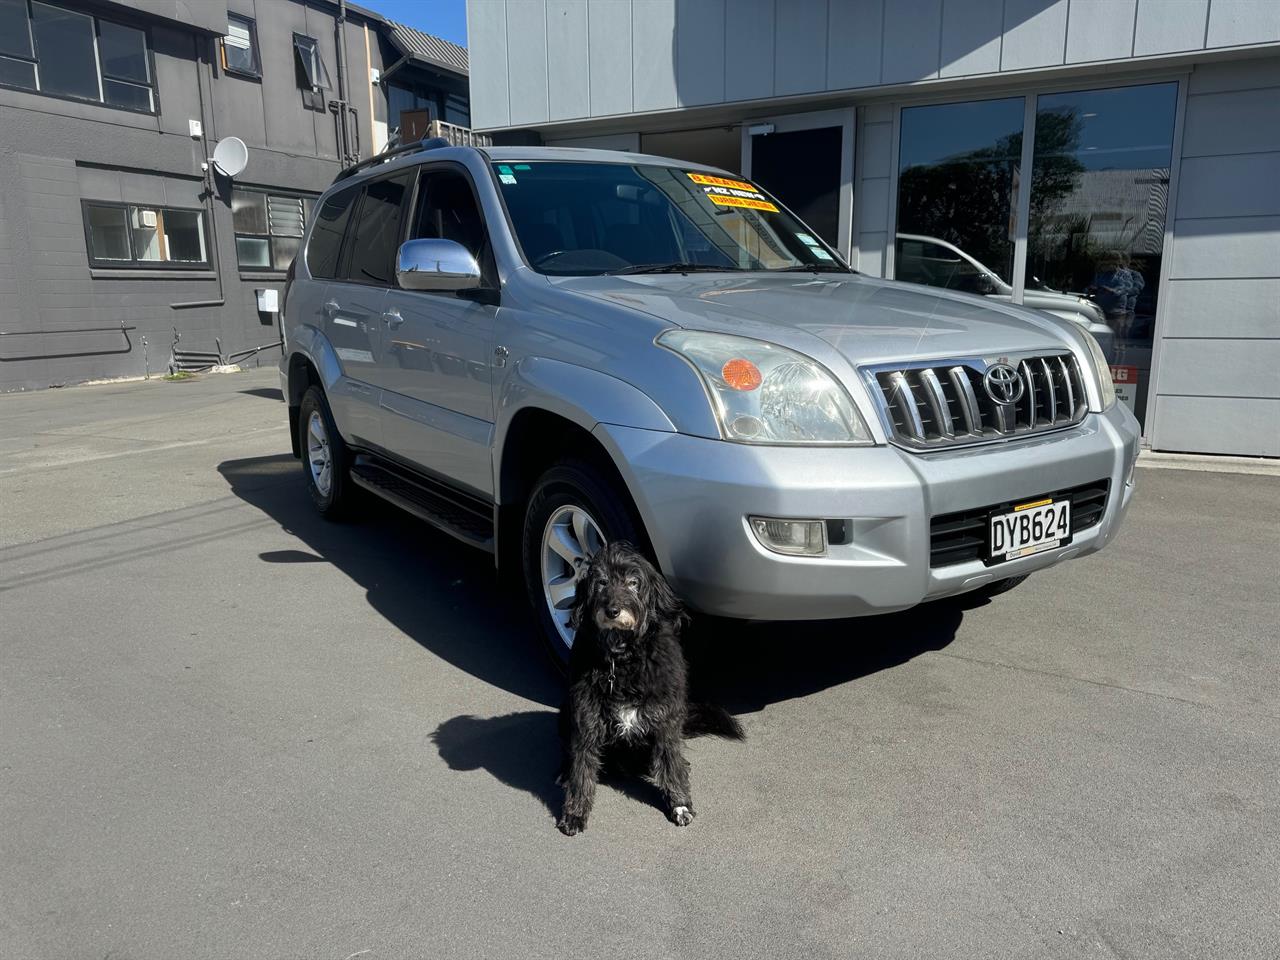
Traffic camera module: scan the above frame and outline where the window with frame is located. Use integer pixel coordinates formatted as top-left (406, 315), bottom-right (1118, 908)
top-left (221, 14), bottom-right (259, 78)
top-left (292, 34), bottom-right (331, 91)
top-left (233, 189), bottom-right (314, 272)
top-left (83, 202), bottom-right (208, 267)
top-left (0, 0), bottom-right (155, 112)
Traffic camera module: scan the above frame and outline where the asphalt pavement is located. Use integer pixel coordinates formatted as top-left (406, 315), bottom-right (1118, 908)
top-left (2, 369), bottom-right (1278, 959)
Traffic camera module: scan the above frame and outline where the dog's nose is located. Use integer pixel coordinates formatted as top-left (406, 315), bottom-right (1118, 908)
top-left (605, 605), bottom-right (621, 619)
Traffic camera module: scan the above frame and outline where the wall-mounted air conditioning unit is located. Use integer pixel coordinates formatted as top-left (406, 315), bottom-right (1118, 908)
top-left (133, 208), bottom-right (158, 229)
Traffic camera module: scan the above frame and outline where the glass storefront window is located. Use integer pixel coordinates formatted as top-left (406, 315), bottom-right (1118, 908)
top-left (1025, 83), bottom-right (1178, 426)
top-left (896, 97), bottom-right (1025, 289)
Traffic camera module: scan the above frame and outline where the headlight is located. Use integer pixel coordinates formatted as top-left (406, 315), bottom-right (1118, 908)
top-left (658, 330), bottom-right (873, 444)
top-left (1082, 330), bottom-right (1116, 410)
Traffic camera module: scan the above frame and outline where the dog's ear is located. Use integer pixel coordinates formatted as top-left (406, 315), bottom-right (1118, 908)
top-left (641, 555), bottom-right (689, 635)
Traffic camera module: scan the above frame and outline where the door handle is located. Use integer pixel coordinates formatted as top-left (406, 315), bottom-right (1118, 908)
top-left (382, 308), bottom-right (404, 330)
top-left (323, 299), bottom-right (339, 317)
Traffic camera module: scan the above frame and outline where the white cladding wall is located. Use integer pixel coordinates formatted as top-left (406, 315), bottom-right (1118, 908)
top-left (1152, 56), bottom-right (1280, 456)
top-left (468, 0), bottom-right (1280, 130)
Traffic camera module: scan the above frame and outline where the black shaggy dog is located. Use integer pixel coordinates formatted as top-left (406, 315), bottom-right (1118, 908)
top-left (557, 542), bottom-right (744, 836)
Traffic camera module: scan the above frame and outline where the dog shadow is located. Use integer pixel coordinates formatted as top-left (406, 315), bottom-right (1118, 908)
top-left (431, 711), bottom-right (669, 820)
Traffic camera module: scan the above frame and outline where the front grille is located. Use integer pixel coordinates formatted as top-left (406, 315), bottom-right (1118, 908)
top-left (866, 353), bottom-right (1088, 449)
top-left (930, 479), bottom-right (1110, 568)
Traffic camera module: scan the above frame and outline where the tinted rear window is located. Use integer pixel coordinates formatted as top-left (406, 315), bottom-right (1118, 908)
top-left (306, 185), bottom-right (359, 279)
top-left (344, 173), bottom-right (412, 285)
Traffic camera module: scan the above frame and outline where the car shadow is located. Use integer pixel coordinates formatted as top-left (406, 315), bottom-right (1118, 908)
top-left (218, 453), bottom-right (965, 715)
top-left (239, 387), bottom-right (284, 401)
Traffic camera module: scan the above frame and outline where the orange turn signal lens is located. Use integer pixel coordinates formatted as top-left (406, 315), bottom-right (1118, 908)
top-left (721, 357), bottom-right (762, 391)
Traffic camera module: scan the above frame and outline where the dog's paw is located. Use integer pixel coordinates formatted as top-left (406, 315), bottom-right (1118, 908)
top-left (670, 805), bottom-right (695, 827)
top-left (557, 813), bottom-right (587, 836)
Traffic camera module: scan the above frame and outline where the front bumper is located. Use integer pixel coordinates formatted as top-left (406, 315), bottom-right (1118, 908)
top-left (594, 402), bottom-right (1139, 620)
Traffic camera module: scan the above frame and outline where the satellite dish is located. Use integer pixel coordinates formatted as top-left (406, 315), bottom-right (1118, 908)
top-left (211, 137), bottom-right (248, 178)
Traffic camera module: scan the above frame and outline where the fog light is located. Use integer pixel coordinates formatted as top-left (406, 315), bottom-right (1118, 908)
top-left (749, 517), bottom-right (827, 556)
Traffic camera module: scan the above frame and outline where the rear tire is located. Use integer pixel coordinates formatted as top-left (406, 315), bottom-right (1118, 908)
top-left (521, 459), bottom-right (644, 666)
top-left (298, 385), bottom-right (355, 519)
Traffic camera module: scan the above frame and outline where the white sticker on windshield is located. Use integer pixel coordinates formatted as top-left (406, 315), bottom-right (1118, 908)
top-left (796, 233), bottom-right (819, 246)
top-left (499, 174), bottom-right (517, 185)
top-left (811, 248), bottom-right (834, 261)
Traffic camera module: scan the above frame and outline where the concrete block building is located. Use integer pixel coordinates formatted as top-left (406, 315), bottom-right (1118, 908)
top-left (466, 0), bottom-right (1280, 457)
top-left (0, 0), bottom-right (468, 392)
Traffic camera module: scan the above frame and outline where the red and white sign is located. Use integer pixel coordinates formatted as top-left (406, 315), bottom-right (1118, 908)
top-left (1109, 365), bottom-right (1139, 413)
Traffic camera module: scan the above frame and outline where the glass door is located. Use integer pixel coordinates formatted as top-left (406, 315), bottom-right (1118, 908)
top-left (743, 109), bottom-right (854, 257)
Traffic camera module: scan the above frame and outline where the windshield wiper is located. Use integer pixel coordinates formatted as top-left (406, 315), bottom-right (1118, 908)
top-left (608, 262), bottom-right (733, 275)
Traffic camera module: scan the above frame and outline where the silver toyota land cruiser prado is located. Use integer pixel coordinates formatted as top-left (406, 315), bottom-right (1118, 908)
top-left (280, 141), bottom-right (1138, 661)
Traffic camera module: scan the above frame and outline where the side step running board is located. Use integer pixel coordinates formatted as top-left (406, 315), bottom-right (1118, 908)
top-left (349, 455), bottom-right (494, 552)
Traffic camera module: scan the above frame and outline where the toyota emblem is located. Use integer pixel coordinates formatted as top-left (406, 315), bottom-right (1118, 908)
top-left (983, 362), bottom-right (1024, 405)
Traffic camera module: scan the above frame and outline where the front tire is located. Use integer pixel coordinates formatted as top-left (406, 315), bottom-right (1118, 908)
top-left (521, 460), bottom-right (644, 665)
top-left (298, 385), bottom-right (354, 519)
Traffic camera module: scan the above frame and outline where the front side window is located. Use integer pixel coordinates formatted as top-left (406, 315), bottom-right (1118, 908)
top-left (221, 14), bottom-right (259, 78)
top-left (233, 189), bottom-right (314, 271)
top-left (412, 167), bottom-right (495, 285)
top-left (0, 1), bottom-right (155, 111)
top-left (84, 202), bottom-right (208, 267)
top-left (492, 161), bottom-right (849, 276)
top-left (344, 174), bottom-right (412, 285)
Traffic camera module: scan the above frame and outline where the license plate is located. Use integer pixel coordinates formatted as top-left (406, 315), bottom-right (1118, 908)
top-left (988, 498), bottom-right (1071, 562)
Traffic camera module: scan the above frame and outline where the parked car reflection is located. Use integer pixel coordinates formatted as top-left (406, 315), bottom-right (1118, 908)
top-left (895, 233), bottom-right (1115, 360)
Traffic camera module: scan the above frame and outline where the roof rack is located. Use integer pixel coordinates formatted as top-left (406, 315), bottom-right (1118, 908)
top-left (332, 122), bottom-right (493, 183)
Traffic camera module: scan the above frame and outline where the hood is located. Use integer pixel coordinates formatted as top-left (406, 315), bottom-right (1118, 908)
top-left (552, 273), bottom-right (1076, 367)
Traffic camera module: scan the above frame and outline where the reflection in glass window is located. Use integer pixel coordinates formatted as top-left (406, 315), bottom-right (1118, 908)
top-left (346, 174), bottom-right (411, 285)
top-left (31, 2), bottom-right (99, 101)
top-left (1, 1), bottom-right (155, 111)
top-left (1025, 83), bottom-right (1178, 427)
top-left (222, 15), bottom-right (259, 77)
top-left (233, 189), bottom-right (314, 272)
top-left (86, 205), bottom-right (131, 261)
top-left (83, 203), bottom-right (208, 267)
top-left (896, 97), bottom-right (1025, 288)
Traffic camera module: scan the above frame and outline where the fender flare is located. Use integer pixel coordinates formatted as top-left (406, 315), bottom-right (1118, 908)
top-left (284, 325), bottom-right (344, 404)
top-left (494, 356), bottom-right (675, 504)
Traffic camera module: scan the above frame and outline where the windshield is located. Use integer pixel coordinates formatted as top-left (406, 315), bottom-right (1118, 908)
top-left (491, 161), bottom-right (850, 276)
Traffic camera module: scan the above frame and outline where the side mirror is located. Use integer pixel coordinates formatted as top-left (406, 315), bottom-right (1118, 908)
top-left (974, 273), bottom-right (997, 295)
top-left (396, 238), bottom-right (481, 292)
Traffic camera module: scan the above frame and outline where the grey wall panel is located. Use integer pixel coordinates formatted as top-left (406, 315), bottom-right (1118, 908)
top-left (827, 0), bottom-right (882, 89)
top-left (1157, 338), bottom-right (1280, 396)
top-left (1175, 153), bottom-right (1280, 219)
top-left (1133, 0), bottom-right (1209, 55)
top-left (1182, 88), bottom-right (1280, 156)
top-left (857, 177), bottom-right (890, 232)
top-left (545, 132), bottom-right (641, 150)
top-left (507, 0), bottom-right (550, 124)
top-left (882, 0), bottom-right (942, 84)
top-left (1188, 55), bottom-right (1280, 93)
top-left (1151, 395), bottom-right (1280, 454)
top-left (675, 0), bottom-right (725, 105)
top-left (1065, 0), bottom-right (1136, 62)
top-left (152, 27), bottom-right (203, 137)
top-left (725, 0), bottom-right (774, 102)
top-left (774, 0), bottom-right (827, 96)
top-left (1161, 278), bottom-right (1280, 338)
top-left (588, 0), bottom-right (633, 116)
top-left (856, 231), bottom-right (887, 276)
top-left (468, 0), bottom-right (510, 128)
top-left (120, 173), bottom-right (166, 204)
top-left (547, 1), bottom-right (590, 120)
top-left (1170, 216), bottom-right (1280, 278)
top-left (939, 0), bottom-right (1002, 77)
top-left (76, 167), bottom-right (122, 201)
top-left (632, 0), bottom-right (677, 112)
top-left (1001, 0), bottom-right (1068, 71)
top-left (257, 0), bottom-right (315, 157)
top-left (130, 0), bottom-right (229, 35)
top-left (1206, 0), bottom-right (1280, 47)
top-left (859, 120), bottom-right (893, 178)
